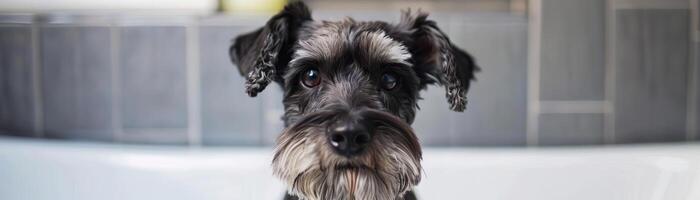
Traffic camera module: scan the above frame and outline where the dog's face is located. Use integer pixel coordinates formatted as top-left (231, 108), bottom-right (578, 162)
top-left (229, 2), bottom-right (477, 200)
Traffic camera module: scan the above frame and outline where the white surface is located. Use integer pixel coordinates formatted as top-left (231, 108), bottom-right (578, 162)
top-left (1, 136), bottom-right (700, 200)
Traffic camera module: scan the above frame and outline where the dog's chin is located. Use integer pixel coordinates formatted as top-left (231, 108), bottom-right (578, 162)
top-left (273, 139), bottom-right (421, 200)
top-left (278, 164), bottom-right (411, 200)
top-left (272, 139), bottom-right (420, 200)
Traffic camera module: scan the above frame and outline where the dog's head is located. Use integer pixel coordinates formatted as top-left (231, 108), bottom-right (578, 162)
top-left (230, 2), bottom-right (478, 200)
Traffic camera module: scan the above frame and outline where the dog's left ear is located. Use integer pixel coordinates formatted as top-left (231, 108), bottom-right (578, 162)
top-left (229, 2), bottom-right (312, 97)
top-left (398, 10), bottom-right (479, 112)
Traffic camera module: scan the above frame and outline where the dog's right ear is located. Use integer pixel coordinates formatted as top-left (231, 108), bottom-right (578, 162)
top-left (229, 2), bottom-right (312, 97)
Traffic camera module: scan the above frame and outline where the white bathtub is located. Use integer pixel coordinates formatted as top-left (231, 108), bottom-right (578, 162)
top-left (1, 136), bottom-right (700, 200)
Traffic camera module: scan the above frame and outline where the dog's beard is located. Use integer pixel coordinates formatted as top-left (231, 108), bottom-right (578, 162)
top-left (273, 109), bottom-right (422, 200)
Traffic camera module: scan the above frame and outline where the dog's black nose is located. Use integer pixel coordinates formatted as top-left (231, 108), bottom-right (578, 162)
top-left (327, 121), bottom-right (371, 157)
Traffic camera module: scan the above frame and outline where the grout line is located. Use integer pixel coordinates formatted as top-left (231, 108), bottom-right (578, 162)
top-left (186, 23), bottom-right (202, 147)
top-left (526, 0), bottom-right (542, 147)
top-left (30, 22), bottom-right (44, 138)
top-left (688, 0), bottom-right (699, 141)
top-left (539, 101), bottom-right (607, 114)
top-left (110, 24), bottom-right (124, 143)
top-left (604, 0), bottom-right (617, 144)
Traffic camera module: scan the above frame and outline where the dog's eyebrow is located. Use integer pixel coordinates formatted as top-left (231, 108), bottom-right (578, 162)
top-left (292, 32), bottom-right (345, 64)
top-left (356, 31), bottom-right (412, 67)
top-left (289, 49), bottom-right (316, 66)
top-left (289, 24), bottom-right (414, 75)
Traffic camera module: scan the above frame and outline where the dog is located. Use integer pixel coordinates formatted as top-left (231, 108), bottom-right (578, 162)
top-left (229, 2), bottom-right (478, 200)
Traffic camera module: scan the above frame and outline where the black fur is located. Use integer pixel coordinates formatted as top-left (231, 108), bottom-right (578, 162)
top-left (230, 2), bottom-right (312, 97)
top-left (230, 2), bottom-right (478, 200)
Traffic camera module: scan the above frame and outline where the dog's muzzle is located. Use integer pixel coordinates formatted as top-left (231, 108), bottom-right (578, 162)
top-left (273, 106), bottom-right (422, 200)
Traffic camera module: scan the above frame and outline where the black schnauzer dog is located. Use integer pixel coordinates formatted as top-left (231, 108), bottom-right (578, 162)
top-left (229, 2), bottom-right (478, 200)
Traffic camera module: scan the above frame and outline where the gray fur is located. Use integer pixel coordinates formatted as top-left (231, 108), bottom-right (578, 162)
top-left (229, 2), bottom-right (479, 200)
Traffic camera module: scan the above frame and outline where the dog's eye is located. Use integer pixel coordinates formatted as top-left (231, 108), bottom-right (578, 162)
top-left (301, 68), bottom-right (321, 88)
top-left (381, 73), bottom-right (398, 90)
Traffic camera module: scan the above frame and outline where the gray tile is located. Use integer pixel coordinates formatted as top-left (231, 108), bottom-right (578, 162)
top-left (0, 26), bottom-right (35, 136)
top-left (259, 84), bottom-right (285, 146)
top-left (539, 113), bottom-right (604, 145)
top-left (540, 0), bottom-right (606, 100)
top-left (313, 11), bottom-right (451, 32)
top-left (41, 26), bottom-right (114, 141)
top-left (119, 26), bottom-right (188, 144)
top-left (314, 11), bottom-right (397, 22)
top-left (199, 25), bottom-right (263, 146)
top-left (614, 10), bottom-right (689, 143)
top-left (443, 19), bottom-right (528, 146)
top-left (412, 85), bottom-right (452, 146)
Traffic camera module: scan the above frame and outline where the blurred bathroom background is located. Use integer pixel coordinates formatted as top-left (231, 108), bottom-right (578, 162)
top-left (0, 0), bottom-right (698, 147)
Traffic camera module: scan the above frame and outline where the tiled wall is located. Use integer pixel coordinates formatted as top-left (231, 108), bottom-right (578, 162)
top-left (41, 25), bottom-right (115, 141)
top-left (613, 9), bottom-right (690, 143)
top-left (531, 0), bottom-right (698, 145)
top-left (532, 0), bottom-right (608, 145)
top-left (0, 0), bottom-right (698, 146)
